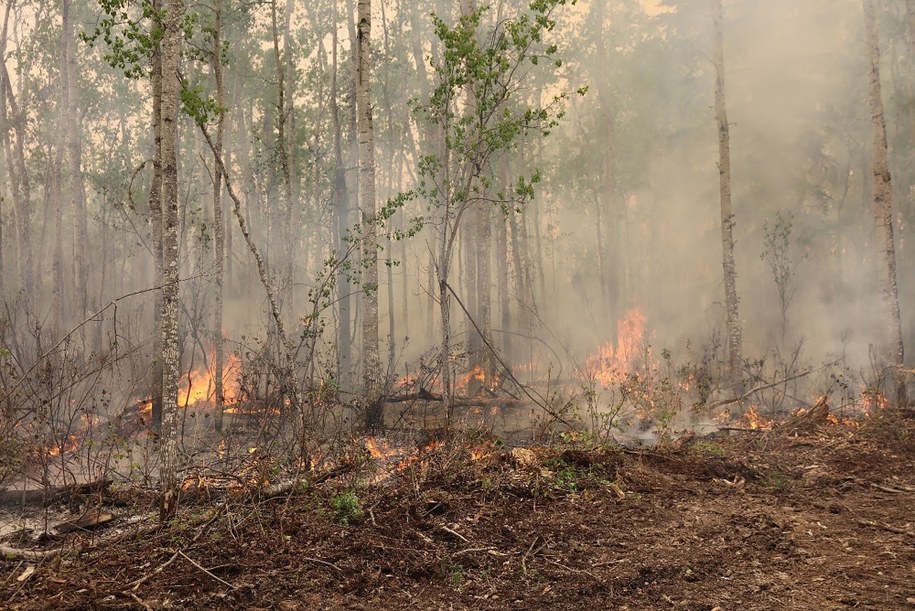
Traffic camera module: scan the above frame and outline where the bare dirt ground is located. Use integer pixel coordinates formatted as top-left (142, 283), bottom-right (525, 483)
top-left (2, 411), bottom-right (915, 610)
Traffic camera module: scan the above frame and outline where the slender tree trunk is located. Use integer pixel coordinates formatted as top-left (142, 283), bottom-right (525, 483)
top-left (149, 0), bottom-right (165, 432)
top-left (0, 48), bottom-right (32, 299)
top-left (51, 34), bottom-right (66, 333)
top-left (478, 202), bottom-right (492, 375)
top-left (712, 0), bottom-right (743, 384)
top-left (0, 2), bottom-right (8, 299)
top-left (50, 175), bottom-right (64, 331)
top-left (62, 0), bottom-right (88, 340)
top-left (331, 0), bottom-right (352, 387)
top-left (212, 0), bottom-right (227, 433)
top-left (358, 0), bottom-right (382, 430)
top-left (865, 0), bottom-right (907, 407)
top-left (159, 0), bottom-right (184, 521)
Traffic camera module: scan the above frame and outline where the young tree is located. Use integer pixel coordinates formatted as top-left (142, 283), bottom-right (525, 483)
top-left (712, 0), bottom-right (742, 384)
top-left (864, 0), bottom-right (907, 407)
top-left (415, 0), bottom-right (576, 413)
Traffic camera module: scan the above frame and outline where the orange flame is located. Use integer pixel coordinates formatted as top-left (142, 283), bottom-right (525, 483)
top-left (741, 405), bottom-right (772, 431)
top-left (177, 353), bottom-right (242, 407)
top-left (457, 365), bottom-right (486, 394)
top-left (364, 436), bottom-right (441, 482)
top-left (586, 309), bottom-right (648, 388)
top-left (365, 436), bottom-right (399, 460)
top-left (856, 387), bottom-right (887, 413)
top-left (47, 434), bottom-right (80, 457)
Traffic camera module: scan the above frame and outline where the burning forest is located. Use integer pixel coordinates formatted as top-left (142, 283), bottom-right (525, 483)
top-left (2, 0), bottom-right (915, 608)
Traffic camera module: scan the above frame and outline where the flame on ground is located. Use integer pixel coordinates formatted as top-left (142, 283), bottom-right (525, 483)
top-left (740, 405), bottom-right (772, 431)
top-left (47, 434), bottom-right (80, 457)
top-left (178, 353), bottom-right (242, 408)
top-left (364, 436), bottom-right (441, 482)
top-left (586, 308), bottom-right (648, 388)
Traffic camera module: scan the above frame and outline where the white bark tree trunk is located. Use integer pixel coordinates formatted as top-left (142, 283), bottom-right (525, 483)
top-left (358, 0), bottom-right (382, 429)
top-left (159, 0), bottom-right (183, 521)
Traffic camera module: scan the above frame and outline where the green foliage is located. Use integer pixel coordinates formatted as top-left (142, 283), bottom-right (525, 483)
top-left (80, 0), bottom-right (163, 79)
top-left (330, 490), bottom-right (363, 526)
top-left (414, 0), bottom-right (579, 216)
top-left (83, 0), bottom-right (223, 124)
top-left (179, 80), bottom-right (225, 125)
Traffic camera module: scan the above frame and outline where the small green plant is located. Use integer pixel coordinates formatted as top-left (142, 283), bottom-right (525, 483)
top-left (544, 458), bottom-right (579, 492)
top-left (694, 441), bottom-right (725, 457)
top-left (763, 472), bottom-right (792, 491)
top-left (441, 559), bottom-right (464, 587)
top-left (330, 490), bottom-right (363, 526)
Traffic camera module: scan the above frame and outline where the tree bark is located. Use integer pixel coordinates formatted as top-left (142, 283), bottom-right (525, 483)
top-left (213, 0), bottom-right (226, 433)
top-left (159, 0), bottom-right (183, 521)
top-left (149, 0), bottom-right (165, 432)
top-left (358, 0), bottom-right (382, 430)
top-left (712, 0), bottom-right (743, 384)
top-left (864, 0), bottom-right (907, 407)
top-left (331, 0), bottom-right (353, 387)
top-left (62, 0), bottom-right (88, 339)
top-left (0, 26), bottom-right (32, 299)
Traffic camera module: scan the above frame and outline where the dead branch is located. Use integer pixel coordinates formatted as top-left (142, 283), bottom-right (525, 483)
top-left (0, 544), bottom-right (62, 561)
top-left (870, 483), bottom-right (915, 494)
top-left (856, 519), bottom-right (915, 539)
top-left (445, 282), bottom-right (580, 431)
top-left (707, 361), bottom-right (838, 410)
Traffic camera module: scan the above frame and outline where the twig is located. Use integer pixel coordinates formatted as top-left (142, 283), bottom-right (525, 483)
top-left (451, 546), bottom-right (497, 558)
top-left (303, 556), bottom-right (343, 572)
top-left (178, 550), bottom-right (237, 589)
top-left (707, 361), bottom-right (839, 410)
top-left (438, 524), bottom-right (469, 543)
top-left (540, 556), bottom-right (600, 581)
top-left (129, 592), bottom-right (154, 611)
top-left (445, 282), bottom-right (580, 431)
top-left (128, 550), bottom-right (180, 591)
top-left (0, 274), bottom-right (213, 406)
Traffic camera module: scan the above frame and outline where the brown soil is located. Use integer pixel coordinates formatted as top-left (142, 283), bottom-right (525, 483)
top-left (3, 413), bottom-right (915, 610)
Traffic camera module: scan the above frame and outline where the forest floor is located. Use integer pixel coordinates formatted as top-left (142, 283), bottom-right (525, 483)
top-left (2, 410), bottom-right (915, 610)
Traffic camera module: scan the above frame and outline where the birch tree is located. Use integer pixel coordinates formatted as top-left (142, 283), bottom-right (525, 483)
top-left (357, 0), bottom-right (382, 429)
top-left (158, 0), bottom-right (183, 519)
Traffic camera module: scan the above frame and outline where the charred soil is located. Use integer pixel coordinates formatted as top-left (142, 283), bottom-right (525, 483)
top-left (3, 412), bottom-right (915, 610)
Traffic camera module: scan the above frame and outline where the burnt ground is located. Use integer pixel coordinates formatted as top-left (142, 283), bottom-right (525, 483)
top-left (2, 412), bottom-right (915, 610)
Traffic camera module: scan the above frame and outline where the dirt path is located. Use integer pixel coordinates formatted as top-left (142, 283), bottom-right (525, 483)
top-left (2, 414), bottom-right (914, 610)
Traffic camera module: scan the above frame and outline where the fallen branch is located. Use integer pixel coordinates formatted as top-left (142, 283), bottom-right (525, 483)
top-left (0, 544), bottom-right (63, 561)
top-left (856, 519), bottom-right (915, 539)
top-left (871, 483), bottom-right (914, 494)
